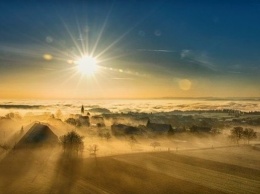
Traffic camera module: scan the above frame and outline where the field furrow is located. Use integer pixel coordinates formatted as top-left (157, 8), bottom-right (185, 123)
top-left (114, 154), bottom-right (260, 194)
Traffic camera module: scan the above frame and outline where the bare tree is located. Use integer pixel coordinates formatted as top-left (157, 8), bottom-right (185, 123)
top-left (243, 128), bottom-right (257, 144)
top-left (211, 128), bottom-right (221, 135)
top-left (87, 144), bottom-right (99, 156)
top-left (230, 127), bottom-right (243, 145)
top-left (87, 144), bottom-right (99, 166)
top-left (129, 135), bottom-right (137, 150)
top-left (150, 141), bottom-right (161, 150)
top-left (59, 131), bottom-right (84, 156)
top-left (104, 132), bottom-right (111, 141)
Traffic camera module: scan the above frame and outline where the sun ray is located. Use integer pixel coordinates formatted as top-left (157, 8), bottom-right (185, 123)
top-left (97, 51), bottom-right (135, 64)
top-left (75, 15), bottom-right (86, 55)
top-left (84, 24), bottom-right (90, 57)
top-left (8, 3), bottom-right (160, 100)
top-left (90, 4), bottom-right (113, 57)
top-left (94, 6), bottom-right (158, 60)
top-left (59, 16), bottom-right (84, 57)
top-left (73, 73), bottom-right (86, 93)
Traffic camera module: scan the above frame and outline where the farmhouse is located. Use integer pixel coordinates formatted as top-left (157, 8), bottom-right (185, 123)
top-left (15, 123), bottom-right (58, 149)
top-left (146, 119), bottom-right (173, 134)
top-left (111, 124), bottom-right (141, 136)
top-left (78, 115), bottom-right (90, 126)
top-left (91, 115), bottom-right (105, 127)
top-left (66, 115), bottom-right (90, 127)
top-left (190, 125), bottom-right (212, 133)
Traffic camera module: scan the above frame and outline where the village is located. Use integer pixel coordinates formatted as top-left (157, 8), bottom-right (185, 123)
top-left (0, 104), bottom-right (259, 153)
top-left (0, 105), bottom-right (259, 194)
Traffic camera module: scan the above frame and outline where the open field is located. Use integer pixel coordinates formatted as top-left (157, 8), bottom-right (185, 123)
top-left (0, 146), bottom-right (259, 194)
top-left (178, 145), bottom-right (260, 170)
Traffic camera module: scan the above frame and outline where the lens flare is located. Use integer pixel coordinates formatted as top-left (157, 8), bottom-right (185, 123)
top-left (179, 79), bottom-right (192, 91)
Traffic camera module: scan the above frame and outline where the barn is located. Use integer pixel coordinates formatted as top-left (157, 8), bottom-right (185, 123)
top-left (15, 123), bottom-right (58, 149)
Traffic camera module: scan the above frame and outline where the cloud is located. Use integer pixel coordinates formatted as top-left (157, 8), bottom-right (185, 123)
top-left (0, 105), bottom-right (42, 109)
top-left (227, 71), bottom-right (241, 74)
top-left (229, 64), bottom-right (242, 70)
top-left (138, 49), bottom-right (176, 53)
top-left (181, 49), bottom-right (191, 59)
top-left (0, 45), bottom-right (45, 59)
top-left (1, 99), bottom-right (259, 117)
top-left (181, 49), bottom-right (218, 72)
top-left (225, 64), bottom-right (260, 75)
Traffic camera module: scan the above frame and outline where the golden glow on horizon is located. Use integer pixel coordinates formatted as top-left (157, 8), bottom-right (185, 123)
top-left (77, 56), bottom-right (98, 76)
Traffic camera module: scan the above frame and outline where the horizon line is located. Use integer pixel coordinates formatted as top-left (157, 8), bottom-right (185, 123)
top-left (1, 96), bottom-right (260, 101)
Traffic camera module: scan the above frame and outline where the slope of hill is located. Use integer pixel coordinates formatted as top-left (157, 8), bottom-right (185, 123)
top-left (0, 146), bottom-right (259, 194)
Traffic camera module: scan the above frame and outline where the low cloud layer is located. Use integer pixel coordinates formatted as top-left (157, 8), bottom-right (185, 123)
top-left (0, 98), bottom-right (259, 116)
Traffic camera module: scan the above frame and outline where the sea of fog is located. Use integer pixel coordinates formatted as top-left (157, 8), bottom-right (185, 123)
top-left (0, 98), bottom-right (259, 116)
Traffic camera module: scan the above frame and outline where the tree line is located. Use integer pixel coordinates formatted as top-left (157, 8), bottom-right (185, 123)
top-left (229, 127), bottom-right (257, 145)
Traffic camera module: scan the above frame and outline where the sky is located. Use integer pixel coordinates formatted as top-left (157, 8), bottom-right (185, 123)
top-left (0, 0), bottom-right (259, 99)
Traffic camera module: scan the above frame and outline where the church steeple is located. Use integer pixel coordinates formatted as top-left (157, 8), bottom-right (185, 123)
top-left (81, 105), bottom-right (84, 114)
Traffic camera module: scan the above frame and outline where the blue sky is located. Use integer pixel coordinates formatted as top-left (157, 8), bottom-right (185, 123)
top-left (0, 0), bottom-right (259, 98)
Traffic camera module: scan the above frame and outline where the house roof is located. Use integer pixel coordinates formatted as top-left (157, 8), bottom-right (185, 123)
top-left (111, 124), bottom-right (141, 135)
top-left (147, 122), bottom-right (172, 132)
top-left (15, 123), bottom-right (58, 148)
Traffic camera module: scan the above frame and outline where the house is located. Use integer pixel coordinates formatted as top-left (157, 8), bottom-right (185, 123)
top-left (111, 124), bottom-right (141, 136)
top-left (190, 125), bottom-right (212, 133)
top-left (15, 123), bottom-right (58, 149)
top-left (91, 115), bottom-right (105, 127)
top-left (65, 115), bottom-right (90, 127)
top-left (146, 119), bottom-right (173, 135)
top-left (78, 115), bottom-right (90, 126)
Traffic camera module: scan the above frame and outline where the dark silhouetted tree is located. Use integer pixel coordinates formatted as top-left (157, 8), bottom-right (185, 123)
top-left (243, 128), bottom-right (257, 144)
top-left (150, 141), bottom-right (161, 150)
top-left (129, 135), bottom-right (137, 150)
top-left (230, 127), bottom-right (243, 145)
top-left (104, 132), bottom-right (111, 141)
top-left (20, 126), bottom-right (24, 134)
top-left (168, 128), bottom-right (175, 136)
top-left (59, 131), bottom-right (84, 156)
top-left (211, 128), bottom-right (221, 135)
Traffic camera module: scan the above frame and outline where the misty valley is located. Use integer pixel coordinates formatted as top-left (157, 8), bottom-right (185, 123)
top-left (0, 102), bottom-right (260, 194)
top-left (1, 0), bottom-right (260, 193)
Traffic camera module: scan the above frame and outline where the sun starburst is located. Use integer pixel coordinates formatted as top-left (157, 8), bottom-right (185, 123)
top-left (77, 56), bottom-right (98, 76)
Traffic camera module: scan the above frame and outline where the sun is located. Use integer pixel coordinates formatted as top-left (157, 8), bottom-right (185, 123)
top-left (77, 56), bottom-right (98, 75)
